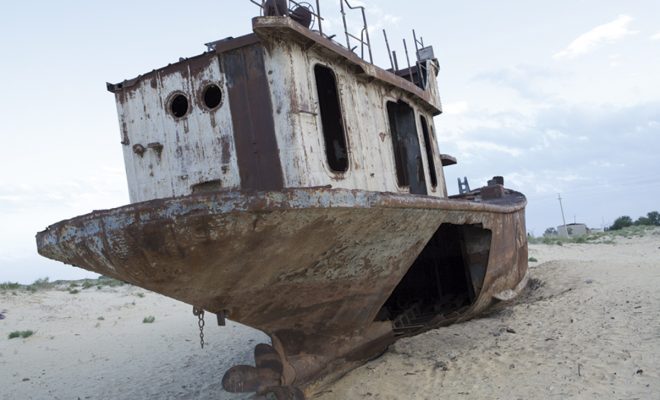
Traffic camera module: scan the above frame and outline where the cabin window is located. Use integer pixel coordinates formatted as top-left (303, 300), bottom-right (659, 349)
top-left (420, 115), bottom-right (438, 188)
top-left (387, 102), bottom-right (408, 187)
top-left (387, 100), bottom-right (427, 194)
top-left (202, 84), bottom-right (223, 110)
top-left (314, 64), bottom-right (349, 172)
top-left (169, 93), bottom-right (189, 118)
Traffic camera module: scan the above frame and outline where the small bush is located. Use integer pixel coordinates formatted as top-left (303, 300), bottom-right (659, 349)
top-left (82, 281), bottom-right (94, 289)
top-left (8, 330), bottom-right (34, 339)
top-left (143, 316), bottom-right (156, 324)
top-left (0, 282), bottom-right (21, 291)
top-left (23, 277), bottom-right (53, 292)
top-left (68, 289), bottom-right (80, 294)
top-left (98, 276), bottom-right (125, 287)
top-left (610, 216), bottom-right (633, 230)
top-left (97, 316), bottom-right (105, 321)
top-left (528, 257), bottom-right (538, 262)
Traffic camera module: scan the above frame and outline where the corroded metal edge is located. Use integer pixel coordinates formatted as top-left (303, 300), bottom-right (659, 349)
top-left (37, 188), bottom-right (525, 237)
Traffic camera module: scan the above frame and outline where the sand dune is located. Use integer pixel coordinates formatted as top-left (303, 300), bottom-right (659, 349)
top-left (319, 231), bottom-right (660, 399)
top-left (1, 230), bottom-right (659, 399)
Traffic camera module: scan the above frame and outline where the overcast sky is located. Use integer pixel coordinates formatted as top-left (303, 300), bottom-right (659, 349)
top-left (1, 1), bottom-right (659, 283)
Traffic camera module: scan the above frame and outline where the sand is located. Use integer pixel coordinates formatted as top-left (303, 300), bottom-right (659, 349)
top-left (2, 230), bottom-right (659, 399)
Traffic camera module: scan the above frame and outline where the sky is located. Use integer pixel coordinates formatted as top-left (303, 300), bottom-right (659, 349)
top-left (1, 1), bottom-right (659, 283)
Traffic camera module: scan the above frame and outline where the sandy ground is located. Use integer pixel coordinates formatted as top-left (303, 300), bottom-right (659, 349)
top-left (2, 230), bottom-right (659, 399)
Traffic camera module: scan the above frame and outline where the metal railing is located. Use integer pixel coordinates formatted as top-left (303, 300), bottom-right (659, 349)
top-left (339, 0), bottom-right (373, 64)
top-left (248, 0), bottom-right (374, 64)
top-left (247, 0), bottom-right (434, 88)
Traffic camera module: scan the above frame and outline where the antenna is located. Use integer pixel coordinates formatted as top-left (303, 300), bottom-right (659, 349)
top-left (413, 29), bottom-right (423, 60)
top-left (403, 38), bottom-right (413, 83)
top-left (383, 30), bottom-right (394, 70)
top-left (558, 193), bottom-right (567, 233)
top-left (412, 29), bottom-right (429, 88)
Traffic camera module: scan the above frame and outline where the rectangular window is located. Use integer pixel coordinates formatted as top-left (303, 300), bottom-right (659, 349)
top-left (314, 65), bottom-right (349, 172)
top-left (420, 115), bottom-right (438, 188)
top-left (387, 102), bottom-right (409, 187)
top-left (386, 100), bottom-right (427, 195)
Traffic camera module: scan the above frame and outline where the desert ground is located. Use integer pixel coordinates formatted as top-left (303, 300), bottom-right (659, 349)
top-left (2, 228), bottom-right (659, 399)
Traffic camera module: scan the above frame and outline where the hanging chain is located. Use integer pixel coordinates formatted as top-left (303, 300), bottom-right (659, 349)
top-left (192, 306), bottom-right (205, 349)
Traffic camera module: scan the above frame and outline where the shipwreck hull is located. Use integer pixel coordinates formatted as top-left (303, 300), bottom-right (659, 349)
top-left (37, 187), bottom-right (527, 394)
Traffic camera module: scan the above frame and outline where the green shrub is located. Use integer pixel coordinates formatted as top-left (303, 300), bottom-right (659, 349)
top-left (610, 216), bottom-right (633, 230)
top-left (0, 282), bottom-right (20, 290)
top-left (27, 277), bottom-right (52, 291)
top-left (8, 330), bottom-right (34, 339)
top-left (143, 316), bottom-right (156, 324)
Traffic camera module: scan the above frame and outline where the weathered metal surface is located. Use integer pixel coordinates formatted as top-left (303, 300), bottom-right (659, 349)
top-left (112, 52), bottom-right (241, 203)
top-left (440, 153), bottom-right (457, 166)
top-left (37, 187), bottom-right (527, 395)
top-left (253, 17), bottom-right (442, 113)
top-left (224, 43), bottom-right (285, 190)
top-left (259, 17), bottom-right (446, 197)
top-left (109, 17), bottom-right (447, 206)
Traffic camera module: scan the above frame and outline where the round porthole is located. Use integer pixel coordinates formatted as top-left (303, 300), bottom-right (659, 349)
top-left (169, 94), bottom-right (189, 118)
top-left (202, 84), bottom-right (223, 110)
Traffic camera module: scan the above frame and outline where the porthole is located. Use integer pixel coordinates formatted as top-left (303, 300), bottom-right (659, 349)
top-left (202, 84), bottom-right (223, 110)
top-left (169, 93), bottom-right (189, 118)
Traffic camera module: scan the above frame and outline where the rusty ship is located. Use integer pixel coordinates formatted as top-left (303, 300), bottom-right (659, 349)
top-left (36, 1), bottom-right (528, 398)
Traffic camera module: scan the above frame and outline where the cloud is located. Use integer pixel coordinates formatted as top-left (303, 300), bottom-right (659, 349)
top-left (440, 100), bottom-right (660, 234)
top-left (443, 101), bottom-right (469, 115)
top-left (474, 64), bottom-right (560, 101)
top-left (652, 32), bottom-right (660, 41)
top-left (440, 100), bottom-right (660, 190)
top-left (609, 53), bottom-right (622, 67)
top-left (365, 5), bottom-right (401, 34)
top-left (455, 140), bottom-right (523, 157)
top-left (554, 15), bottom-right (639, 59)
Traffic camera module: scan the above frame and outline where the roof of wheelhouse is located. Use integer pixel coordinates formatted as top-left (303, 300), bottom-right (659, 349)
top-left (107, 15), bottom-right (442, 116)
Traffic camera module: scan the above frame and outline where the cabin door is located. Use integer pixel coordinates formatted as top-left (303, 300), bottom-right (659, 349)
top-left (224, 45), bottom-right (284, 191)
top-left (387, 101), bottom-right (427, 195)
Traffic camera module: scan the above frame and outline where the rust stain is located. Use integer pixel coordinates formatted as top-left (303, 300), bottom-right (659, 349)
top-left (225, 43), bottom-right (284, 191)
top-left (36, 187), bottom-right (527, 396)
top-left (220, 136), bottom-right (231, 164)
top-left (132, 144), bottom-right (145, 157)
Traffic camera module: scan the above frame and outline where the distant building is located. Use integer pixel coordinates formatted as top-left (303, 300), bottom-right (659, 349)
top-left (557, 223), bottom-right (588, 238)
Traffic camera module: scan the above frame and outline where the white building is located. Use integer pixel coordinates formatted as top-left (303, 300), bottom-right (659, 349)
top-left (558, 223), bottom-right (588, 238)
